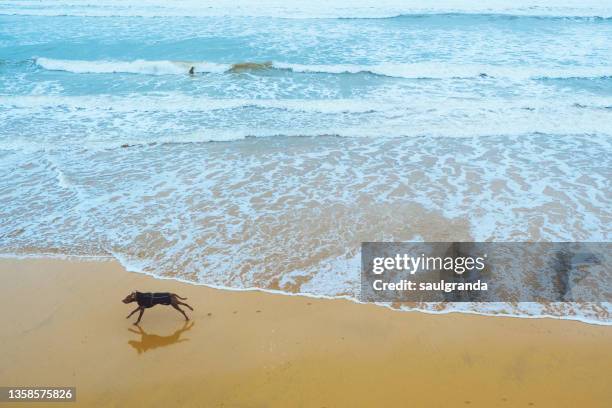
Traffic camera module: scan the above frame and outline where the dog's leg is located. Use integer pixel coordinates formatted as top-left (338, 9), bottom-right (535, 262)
top-left (134, 307), bottom-right (145, 325)
top-left (172, 304), bottom-right (189, 321)
top-left (126, 306), bottom-right (140, 319)
top-left (178, 301), bottom-right (194, 311)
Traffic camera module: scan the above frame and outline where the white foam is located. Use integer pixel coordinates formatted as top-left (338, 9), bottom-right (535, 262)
top-left (0, 93), bottom-right (396, 114)
top-left (2, 91), bottom-right (612, 153)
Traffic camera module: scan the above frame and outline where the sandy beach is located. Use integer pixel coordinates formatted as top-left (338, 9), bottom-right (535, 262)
top-left (0, 257), bottom-right (610, 407)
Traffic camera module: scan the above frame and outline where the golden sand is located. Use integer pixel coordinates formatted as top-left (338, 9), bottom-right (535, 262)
top-left (0, 258), bottom-right (610, 407)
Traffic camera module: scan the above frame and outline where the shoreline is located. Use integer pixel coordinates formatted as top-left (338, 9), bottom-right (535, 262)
top-left (1, 257), bottom-right (611, 407)
top-left (1, 253), bottom-right (609, 327)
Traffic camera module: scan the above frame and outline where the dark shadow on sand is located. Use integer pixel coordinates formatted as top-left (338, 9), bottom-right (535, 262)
top-left (127, 321), bottom-right (194, 354)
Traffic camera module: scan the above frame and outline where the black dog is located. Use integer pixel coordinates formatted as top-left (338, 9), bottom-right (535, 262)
top-left (122, 291), bottom-right (193, 324)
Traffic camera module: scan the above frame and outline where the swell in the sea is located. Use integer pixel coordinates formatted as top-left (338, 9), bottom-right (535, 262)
top-left (2, 0), bottom-right (612, 18)
top-left (34, 58), bottom-right (612, 80)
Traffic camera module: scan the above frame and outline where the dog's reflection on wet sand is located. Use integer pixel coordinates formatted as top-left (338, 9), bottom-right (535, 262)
top-left (128, 321), bottom-right (194, 354)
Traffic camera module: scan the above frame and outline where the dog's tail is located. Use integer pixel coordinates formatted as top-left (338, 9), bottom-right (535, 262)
top-left (174, 293), bottom-right (188, 300)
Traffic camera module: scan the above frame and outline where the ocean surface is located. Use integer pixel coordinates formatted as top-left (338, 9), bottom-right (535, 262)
top-left (1, 1), bottom-right (611, 323)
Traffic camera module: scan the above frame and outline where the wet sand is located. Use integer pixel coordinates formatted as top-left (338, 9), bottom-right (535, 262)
top-left (0, 257), bottom-right (610, 407)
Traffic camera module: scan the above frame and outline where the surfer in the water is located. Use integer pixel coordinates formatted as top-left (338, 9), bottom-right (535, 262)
top-left (188, 66), bottom-right (195, 75)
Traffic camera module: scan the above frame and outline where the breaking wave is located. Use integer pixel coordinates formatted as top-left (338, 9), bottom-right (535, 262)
top-left (35, 58), bottom-right (228, 75)
top-left (35, 58), bottom-right (612, 80)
